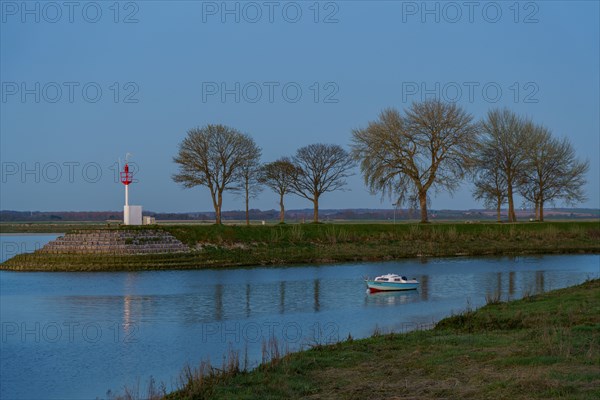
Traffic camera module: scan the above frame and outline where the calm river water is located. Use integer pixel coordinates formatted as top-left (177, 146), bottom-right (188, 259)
top-left (1, 234), bottom-right (598, 399)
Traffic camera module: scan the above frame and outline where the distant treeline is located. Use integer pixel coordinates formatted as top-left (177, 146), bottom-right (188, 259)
top-left (0, 209), bottom-right (597, 222)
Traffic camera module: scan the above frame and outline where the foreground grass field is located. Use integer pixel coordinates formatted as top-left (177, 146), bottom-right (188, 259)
top-left (162, 279), bottom-right (600, 400)
top-left (2, 221), bottom-right (599, 271)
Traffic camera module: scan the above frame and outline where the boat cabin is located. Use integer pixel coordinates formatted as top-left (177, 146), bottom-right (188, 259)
top-left (374, 274), bottom-right (408, 282)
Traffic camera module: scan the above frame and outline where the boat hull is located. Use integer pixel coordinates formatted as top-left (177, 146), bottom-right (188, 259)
top-left (365, 281), bottom-right (419, 292)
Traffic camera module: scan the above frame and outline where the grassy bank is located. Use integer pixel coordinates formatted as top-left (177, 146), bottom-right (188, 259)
top-left (158, 279), bottom-right (599, 399)
top-left (2, 222), bottom-right (599, 271)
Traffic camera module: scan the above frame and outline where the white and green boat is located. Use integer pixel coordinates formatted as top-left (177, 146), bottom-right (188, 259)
top-left (365, 273), bottom-right (419, 293)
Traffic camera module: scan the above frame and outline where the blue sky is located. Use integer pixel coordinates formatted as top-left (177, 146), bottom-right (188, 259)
top-left (1, 1), bottom-right (599, 213)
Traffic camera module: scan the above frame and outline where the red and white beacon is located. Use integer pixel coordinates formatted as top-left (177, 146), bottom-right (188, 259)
top-left (120, 160), bottom-right (142, 225)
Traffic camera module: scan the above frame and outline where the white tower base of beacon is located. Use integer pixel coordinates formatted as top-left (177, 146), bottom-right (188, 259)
top-left (124, 205), bottom-right (143, 225)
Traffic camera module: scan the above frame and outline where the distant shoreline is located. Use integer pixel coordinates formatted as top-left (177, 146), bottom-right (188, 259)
top-left (1, 207), bottom-right (598, 227)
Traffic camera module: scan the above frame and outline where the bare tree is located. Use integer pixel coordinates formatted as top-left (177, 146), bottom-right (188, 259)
top-left (259, 157), bottom-right (299, 224)
top-left (173, 124), bottom-right (260, 225)
top-left (518, 124), bottom-right (588, 221)
top-left (472, 142), bottom-right (508, 222)
top-left (236, 146), bottom-right (262, 226)
top-left (351, 100), bottom-right (479, 223)
top-left (480, 109), bottom-right (532, 222)
top-left (291, 144), bottom-right (354, 223)
top-left (518, 123), bottom-right (546, 220)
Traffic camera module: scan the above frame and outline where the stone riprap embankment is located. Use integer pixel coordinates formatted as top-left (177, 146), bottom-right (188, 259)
top-left (38, 229), bottom-right (189, 255)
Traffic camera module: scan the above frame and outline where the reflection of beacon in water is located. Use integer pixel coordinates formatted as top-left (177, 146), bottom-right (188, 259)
top-left (120, 158), bottom-right (142, 225)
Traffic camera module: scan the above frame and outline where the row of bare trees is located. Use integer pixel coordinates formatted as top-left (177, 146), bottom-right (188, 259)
top-left (260, 145), bottom-right (354, 224)
top-left (173, 100), bottom-right (588, 224)
top-left (473, 109), bottom-right (588, 222)
top-left (173, 125), bottom-right (354, 224)
top-left (351, 101), bottom-right (589, 223)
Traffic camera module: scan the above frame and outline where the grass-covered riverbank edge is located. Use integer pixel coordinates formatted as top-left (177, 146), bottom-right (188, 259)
top-left (142, 279), bottom-right (599, 400)
top-left (2, 222), bottom-right (599, 271)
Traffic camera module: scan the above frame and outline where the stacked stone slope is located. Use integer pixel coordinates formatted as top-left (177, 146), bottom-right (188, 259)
top-left (38, 229), bottom-right (189, 254)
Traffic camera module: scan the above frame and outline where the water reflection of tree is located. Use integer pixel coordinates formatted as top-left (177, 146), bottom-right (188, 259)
top-left (215, 284), bottom-right (223, 321)
top-left (246, 283), bottom-right (251, 318)
top-left (279, 281), bottom-right (285, 314)
top-left (497, 272), bottom-right (502, 295)
top-left (509, 271), bottom-right (515, 297)
top-left (419, 275), bottom-right (429, 301)
top-left (314, 279), bottom-right (320, 312)
top-left (536, 271), bottom-right (545, 294)
top-left (488, 269), bottom-right (546, 300)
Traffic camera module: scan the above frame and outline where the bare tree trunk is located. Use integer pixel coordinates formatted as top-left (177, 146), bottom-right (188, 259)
top-left (539, 199), bottom-right (544, 222)
top-left (216, 191), bottom-right (223, 225)
top-left (534, 200), bottom-right (540, 221)
top-left (210, 189), bottom-right (220, 225)
top-left (246, 193), bottom-right (250, 225)
top-left (496, 197), bottom-right (502, 222)
top-left (313, 195), bottom-right (319, 223)
top-left (245, 185), bottom-right (250, 226)
top-left (507, 182), bottom-right (516, 222)
top-left (419, 191), bottom-right (428, 223)
top-left (279, 193), bottom-right (285, 223)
